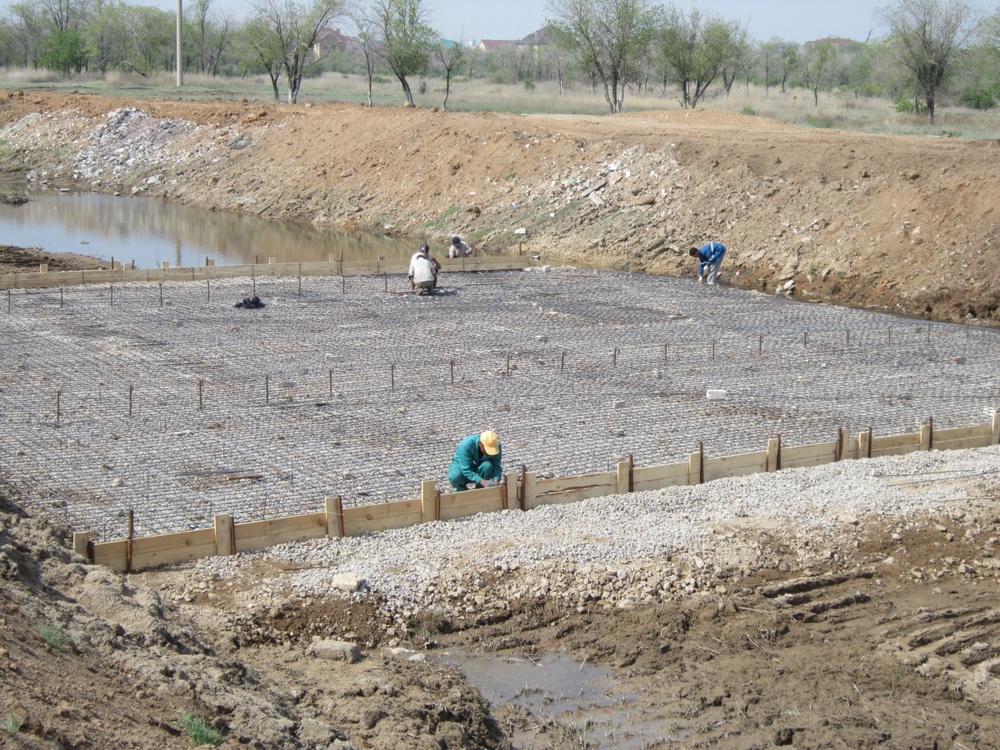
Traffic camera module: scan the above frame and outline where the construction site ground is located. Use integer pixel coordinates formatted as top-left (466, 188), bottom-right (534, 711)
top-left (0, 91), bottom-right (1000, 749)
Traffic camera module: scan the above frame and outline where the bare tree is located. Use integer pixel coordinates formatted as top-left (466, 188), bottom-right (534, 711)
top-left (877, 0), bottom-right (982, 124)
top-left (436, 36), bottom-right (465, 110)
top-left (347, 1), bottom-right (379, 105)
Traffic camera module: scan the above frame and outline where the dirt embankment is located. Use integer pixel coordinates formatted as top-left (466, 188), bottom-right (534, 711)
top-left (0, 88), bottom-right (998, 322)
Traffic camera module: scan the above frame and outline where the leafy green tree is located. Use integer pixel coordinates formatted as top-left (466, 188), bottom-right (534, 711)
top-left (7, 1), bottom-right (48, 67)
top-left (250, 0), bottom-right (345, 104)
top-left (877, 0), bottom-right (983, 124)
top-left (657, 4), bottom-right (744, 108)
top-left (800, 39), bottom-right (835, 105)
top-left (242, 14), bottom-right (286, 99)
top-left (37, 26), bottom-right (88, 72)
top-left (546, 0), bottom-right (657, 113)
top-left (370, 0), bottom-right (436, 106)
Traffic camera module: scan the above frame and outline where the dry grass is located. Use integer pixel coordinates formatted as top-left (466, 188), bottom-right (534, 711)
top-left (1, 67), bottom-right (998, 139)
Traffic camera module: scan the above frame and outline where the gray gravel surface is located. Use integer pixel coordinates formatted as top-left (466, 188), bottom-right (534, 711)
top-left (1, 266), bottom-right (998, 542)
top-left (178, 444), bottom-right (1000, 630)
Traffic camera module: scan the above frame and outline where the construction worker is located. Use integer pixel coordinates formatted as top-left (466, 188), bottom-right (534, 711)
top-left (408, 243), bottom-right (440, 295)
top-left (690, 241), bottom-right (727, 285)
top-left (448, 235), bottom-right (472, 258)
top-left (448, 430), bottom-right (502, 490)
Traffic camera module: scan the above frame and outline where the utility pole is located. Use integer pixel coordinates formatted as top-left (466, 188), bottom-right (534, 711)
top-left (176, 0), bottom-right (183, 86)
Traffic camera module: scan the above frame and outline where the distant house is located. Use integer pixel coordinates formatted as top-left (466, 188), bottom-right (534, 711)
top-left (518, 25), bottom-right (556, 48)
top-left (475, 39), bottom-right (516, 53)
top-left (313, 28), bottom-right (356, 59)
top-left (439, 38), bottom-right (461, 49)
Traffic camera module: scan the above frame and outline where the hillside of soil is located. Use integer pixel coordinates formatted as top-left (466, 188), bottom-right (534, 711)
top-left (0, 88), bottom-right (998, 323)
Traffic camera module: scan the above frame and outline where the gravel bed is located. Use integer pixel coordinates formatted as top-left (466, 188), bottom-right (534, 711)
top-left (1, 266), bottom-right (998, 542)
top-left (183, 444), bottom-right (1000, 627)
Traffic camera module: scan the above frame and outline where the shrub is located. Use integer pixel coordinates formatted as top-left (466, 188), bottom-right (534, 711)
top-left (36, 622), bottom-right (67, 649)
top-left (181, 713), bottom-right (226, 747)
top-left (741, 105), bottom-right (757, 116)
top-left (2, 714), bottom-right (23, 736)
top-left (959, 86), bottom-right (995, 110)
top-left (523, 79), bottom-right (536, 92)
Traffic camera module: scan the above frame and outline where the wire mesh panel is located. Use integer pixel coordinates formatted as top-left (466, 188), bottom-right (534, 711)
top-left (1, 269), bottom-right (997, 540)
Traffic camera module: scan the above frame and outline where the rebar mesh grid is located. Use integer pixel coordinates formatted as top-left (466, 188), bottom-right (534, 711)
top-left (1, 268), bottom-right (997, 541)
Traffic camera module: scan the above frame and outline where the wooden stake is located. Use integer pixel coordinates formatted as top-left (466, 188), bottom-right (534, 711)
top-left (390, 363), bottom-right (395, 390)
top-left (110, 284), bottom-right (114, 306)
top-left (206, 279), bottom-right (210, 302)
top-left (561, 351), bottom-right (566, 372)
top-left (159, 282), bottom-right (163, 306)
top-left (56, 390), bottom-right (61, 423)
top-left (128, 385), bottom-right (133, 417)
top-left (126, 509), bottom-right (134, 573)
top-left (60, 286), bottom-right (64, 307)
top-left (198, 379), bottom-right (204, 410)
top-left (329, 369), bottom-right (333, 396)
top-left (450, 360), bottom-right (455, 384)
top-left (759, 334), bottom-right (763, 355)
top-left (265, 374), bottom-right (270, 405)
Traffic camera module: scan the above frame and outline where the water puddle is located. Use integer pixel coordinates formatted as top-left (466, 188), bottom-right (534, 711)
top-left (432, 648), bottom-right (686, 749)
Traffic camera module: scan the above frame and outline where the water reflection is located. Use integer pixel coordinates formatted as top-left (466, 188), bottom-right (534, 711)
top-left (0, 185), bottom-right (423, 267)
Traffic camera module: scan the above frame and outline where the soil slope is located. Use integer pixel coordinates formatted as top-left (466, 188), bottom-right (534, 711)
top-left (0, 88), bottom-right (998, 322)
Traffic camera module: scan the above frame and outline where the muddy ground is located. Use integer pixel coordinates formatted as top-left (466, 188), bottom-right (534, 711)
top-left (1, 89), bottom-right (1000, 749)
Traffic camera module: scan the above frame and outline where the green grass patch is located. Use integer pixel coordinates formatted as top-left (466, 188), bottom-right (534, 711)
top-left (36, 621), bottom-right (68, 649)
top-left (181, 713), bottom-right (226, 747)
top-left (1, 714), bottom-right (23, 736)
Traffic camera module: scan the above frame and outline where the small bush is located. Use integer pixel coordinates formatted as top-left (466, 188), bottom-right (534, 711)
top-left (959, 86), bottom-right (995, 110)
top-left (741, 105), bottom-right (757, 116)
top-left (2, 714), bottom-right (23, 735)
top-left (36, 622), bottom-right (67, 649)
top-left (523, 79), bottom-right (536, 92)
top-left (181, 713), bottom-right (226, 747)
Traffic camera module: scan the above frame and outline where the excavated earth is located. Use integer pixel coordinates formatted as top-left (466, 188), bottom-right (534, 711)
top-left (1, 89), bottom-right (1000, 750)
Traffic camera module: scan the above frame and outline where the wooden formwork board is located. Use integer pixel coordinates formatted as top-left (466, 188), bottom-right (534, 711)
top-left (235, 512), bottom-right (328, 552)
top-left (931, 424), bottom-right (993, 451)
top-left (535, 471), bottom-right (615, 496)
top-left (870, 432), bottom-right (921, 458)
top-left (633, 461), bottom-right (689, 492)
top-left (781, 441), bottom-right (840, 470)
top-left (342, 498), bottom-right (423, 535)
top-left (92, 539), bottom-right (129, 571)
top-left (131, 528), bottom-right (218, 570)
top-left (440, 487), bottom-right (504, 521)
top-left (533, 471), bottom-right (617, 507)
top-left (704, 450), bottom-right (769, 480)
top-left (0, 258), bottom-right (530, 289)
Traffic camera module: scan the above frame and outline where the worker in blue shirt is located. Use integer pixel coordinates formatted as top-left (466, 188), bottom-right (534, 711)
top-left (448, 431), bottom-right (502, 490)
top-left (689, 242), bottom-right (727, 285)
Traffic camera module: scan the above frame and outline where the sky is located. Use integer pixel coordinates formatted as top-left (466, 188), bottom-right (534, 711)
top-left (124, 0), bottom-right (995, 45)
top-left (421, 0), bottom-right (998, 44)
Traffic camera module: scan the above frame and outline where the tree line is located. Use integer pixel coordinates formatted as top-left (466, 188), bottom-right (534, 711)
top-left (1, 0), bottom-right (998, 123)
